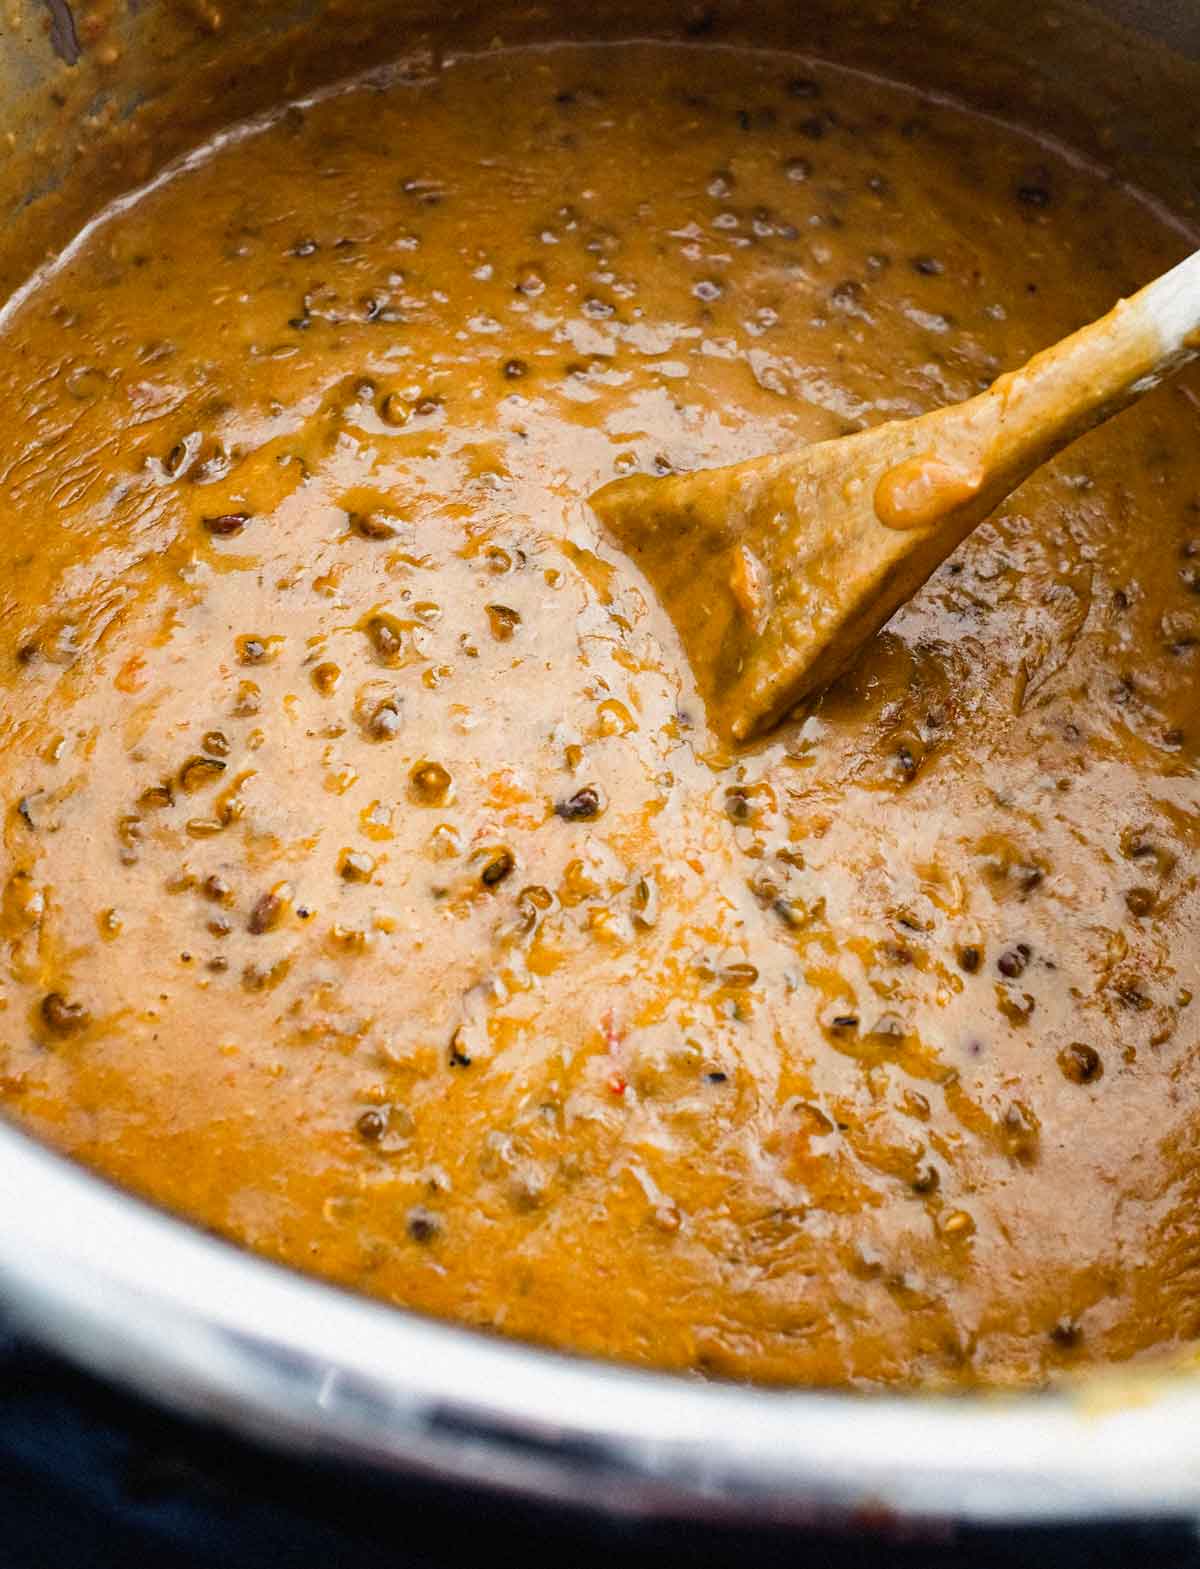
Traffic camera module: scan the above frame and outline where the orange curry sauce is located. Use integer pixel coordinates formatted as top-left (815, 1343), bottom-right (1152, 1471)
top-left (0, 44), bottom-right (1198, 1387)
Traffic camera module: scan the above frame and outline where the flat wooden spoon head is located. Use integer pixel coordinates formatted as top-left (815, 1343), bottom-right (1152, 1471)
top-left (591, 428), bottom-right (988, 742)
top-left (592, 251), bottom-right (1200, 741)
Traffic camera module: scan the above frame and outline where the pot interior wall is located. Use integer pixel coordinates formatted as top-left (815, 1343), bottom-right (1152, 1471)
top-left (0, 0), bottom-right (1197, 312)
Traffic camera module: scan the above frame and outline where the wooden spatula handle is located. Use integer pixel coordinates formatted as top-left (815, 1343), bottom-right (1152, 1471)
top-left (593, 250), bottom-right (1200, 742)
top-left (879, 250), bottom-right (1200, 535)
top-left (1141, 248), bottom-right (1200, 367)
top-left (982, 248), bottom-right (1200, 468)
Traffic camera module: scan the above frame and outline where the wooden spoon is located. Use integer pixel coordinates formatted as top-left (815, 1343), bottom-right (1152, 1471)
top-left (591, 250), bottom-right (1200, 742)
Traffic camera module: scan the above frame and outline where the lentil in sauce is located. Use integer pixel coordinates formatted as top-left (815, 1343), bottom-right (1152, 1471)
top-left (0, 42), bottom-right (1198, 1387)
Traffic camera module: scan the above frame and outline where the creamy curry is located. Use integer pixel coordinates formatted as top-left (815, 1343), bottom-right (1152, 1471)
top-left (0, 42), bottom-right (1198, 1388)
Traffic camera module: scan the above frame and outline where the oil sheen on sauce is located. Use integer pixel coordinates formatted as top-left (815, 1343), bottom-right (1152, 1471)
top-left (0, 43), bottom-right (1198, 1389)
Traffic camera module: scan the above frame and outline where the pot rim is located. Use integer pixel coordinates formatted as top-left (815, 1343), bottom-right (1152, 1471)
top-left (0, 1116), bottom-right (1197, 1530)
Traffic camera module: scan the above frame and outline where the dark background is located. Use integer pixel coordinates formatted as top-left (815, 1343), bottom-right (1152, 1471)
top-left (1, 1331), bottom-right (1198, 1569)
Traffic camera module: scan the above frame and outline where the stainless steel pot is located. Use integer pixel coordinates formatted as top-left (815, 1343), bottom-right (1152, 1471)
top-left (0, 0), bottom-right (1198, 1534)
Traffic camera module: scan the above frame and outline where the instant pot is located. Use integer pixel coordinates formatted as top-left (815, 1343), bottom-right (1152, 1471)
top-left (0, 0), bottom-right (1198, 1541)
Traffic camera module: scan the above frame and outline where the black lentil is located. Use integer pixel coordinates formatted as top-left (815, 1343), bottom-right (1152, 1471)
top-left (1058, 1043), bottom-right (1102, 1085)
top-left (480, 849), bottom-right (515, 887)
top-left (247, 889), bottom-right (287, 934)
top-left (356, 1108), bottom-right (386, 1141)
top-left (1125, 886), bottom-right (1156, 917)
top-left (406, 1206), bottom-right (442, 1243)
top-left (351, 511), bottom-right (400, 541)
top-left (203, 512), bottom-right (249, 537)
top-left (997, 944), bottom-right (1031, 979)
top-left (555, 786), bottom-right (603, 821)
top-left (41, 992), bottom-right (90, 1037)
